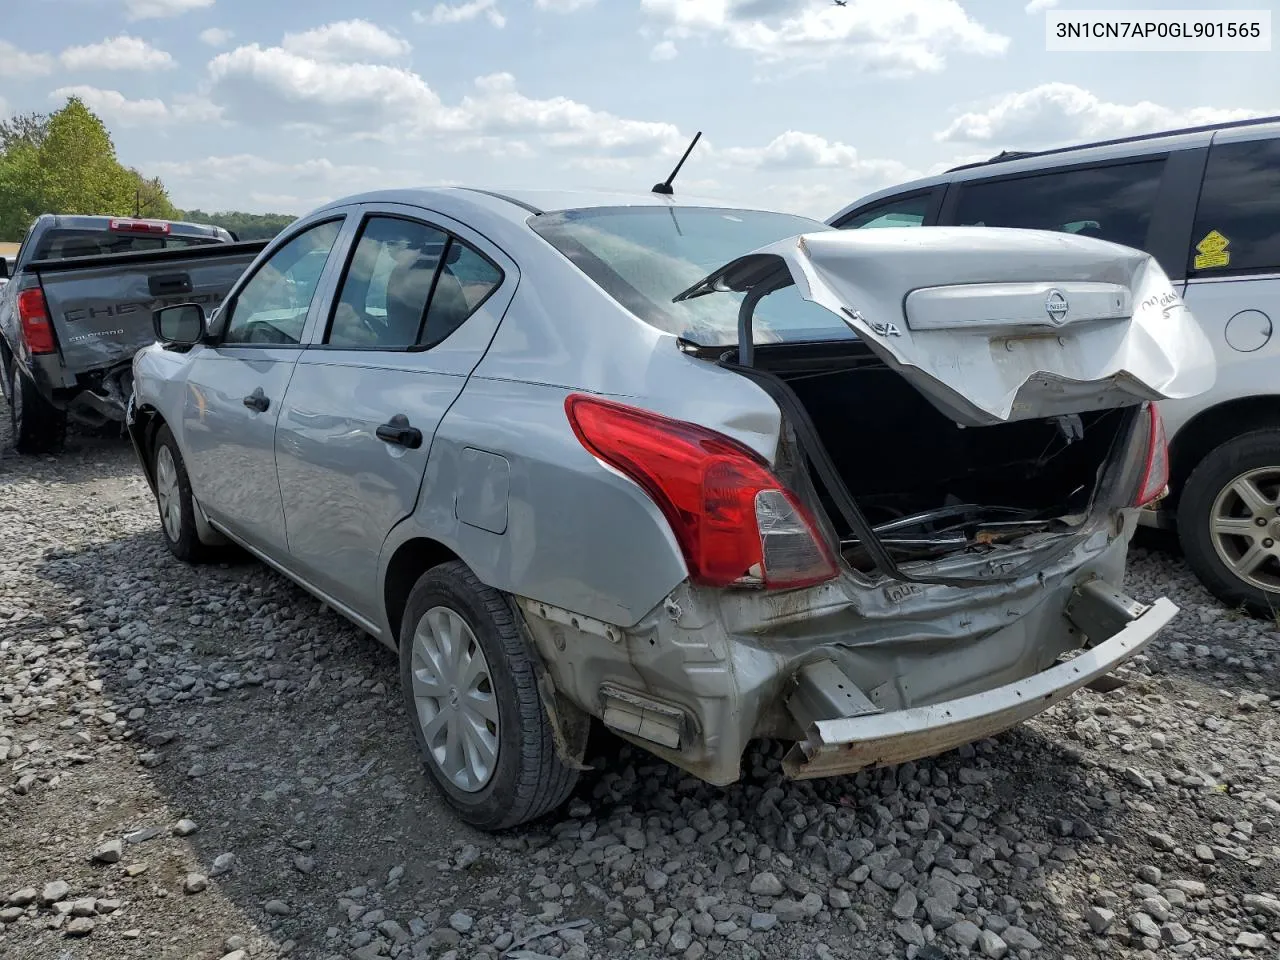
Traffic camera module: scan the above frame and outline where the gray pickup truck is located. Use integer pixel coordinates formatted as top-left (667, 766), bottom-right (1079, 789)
top-left (0, 214), bottom-right (268, 453)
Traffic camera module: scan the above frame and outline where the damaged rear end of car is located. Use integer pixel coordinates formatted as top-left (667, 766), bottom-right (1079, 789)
top-left (522, 222), bottom-right (1214, 787)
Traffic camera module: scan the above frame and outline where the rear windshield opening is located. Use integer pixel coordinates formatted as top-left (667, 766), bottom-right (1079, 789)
top-left (34, 229), bottom-right (220, 261)
top-left (529, 206), bottom-right (857, 348)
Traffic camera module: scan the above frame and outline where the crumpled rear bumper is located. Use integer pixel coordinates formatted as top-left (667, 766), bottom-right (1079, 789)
top-left (782, 581), bottom-right (1176, 779)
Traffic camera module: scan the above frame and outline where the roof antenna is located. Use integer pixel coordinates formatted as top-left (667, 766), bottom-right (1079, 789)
top-left (652, 131), bottom-right (702, 196)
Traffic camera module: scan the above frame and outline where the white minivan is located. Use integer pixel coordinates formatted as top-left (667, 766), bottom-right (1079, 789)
top-left (832, 116), bottom-right (1280, 616)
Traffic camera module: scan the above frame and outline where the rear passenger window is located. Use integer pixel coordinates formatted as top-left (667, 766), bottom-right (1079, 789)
top-left (952, 160), bottom-right (1165, 252)
top-left (418, 241), bottom-right (503, 348)
top-left (839, 194), bottom-right (930, 229)
top-left (327, 217), bottom-right (448, 349)
top-left (1189, 138), bottom-right (1280, 275)
top-left (326, 217), bottom-right (504, 350)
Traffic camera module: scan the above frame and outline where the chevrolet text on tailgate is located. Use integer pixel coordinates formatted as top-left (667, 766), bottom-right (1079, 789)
top-left (127, 187), bottom-right (1213, 830)
top-left (0, 213), bottom-right (269, 454)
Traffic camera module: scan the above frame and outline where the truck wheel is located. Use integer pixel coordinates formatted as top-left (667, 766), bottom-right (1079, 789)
top-left (151, 424), bottom-right (219, 563)
top-left (398, 561), bottom-right (579, 830)
top-left (1177, 429), bottom-right (1280, 617)
top-left (9, 365), bottom-right (66, 454)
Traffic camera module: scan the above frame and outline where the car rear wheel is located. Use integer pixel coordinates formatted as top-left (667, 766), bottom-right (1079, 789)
top-left (8, 365), bottom-right (66, 455)
top-left (399, 561), bottom-right (579, 830)
top-left (1178, 429), bottom-right (1280, 617)
top-left (152, 424), bottom-right (220, 563)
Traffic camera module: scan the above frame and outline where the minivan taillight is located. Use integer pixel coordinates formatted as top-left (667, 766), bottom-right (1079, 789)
top-left (565, 394), bottom-right (838, 590)
top-left (17, 289), bottom-right (56, 354)
top-left (1133, 402), bottom-right (1169, 507)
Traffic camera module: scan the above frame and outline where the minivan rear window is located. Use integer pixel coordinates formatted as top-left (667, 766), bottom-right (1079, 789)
top-left (952, 160), bottom-right (1165, 252)
top-left (1189, 138), bottom-right (1280, 275)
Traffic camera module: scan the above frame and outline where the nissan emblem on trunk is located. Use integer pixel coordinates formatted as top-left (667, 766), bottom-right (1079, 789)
top-left (1045, 289), bottom-right (1070, 324)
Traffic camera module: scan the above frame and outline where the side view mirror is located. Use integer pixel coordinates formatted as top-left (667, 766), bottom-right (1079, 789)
top-left (153, 303), bottom-right (207, 346)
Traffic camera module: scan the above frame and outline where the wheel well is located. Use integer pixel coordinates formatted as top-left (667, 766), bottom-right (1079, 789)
top-left (383, 537), bottom-right (461, 645)
top-left (133, 406), bottom-right (168, 482)
top-left (1168, 396), bottom-right (1280, 507)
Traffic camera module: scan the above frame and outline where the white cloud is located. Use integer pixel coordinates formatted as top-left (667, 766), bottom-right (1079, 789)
top-left (59, 36), bottom-right (175, 72)
top-left (1025, 0), bottom-right (1058, 11)
top-left (651, 40), bottom-right (678, 60)
top-left (414, 0), bottom-right (507, 28)
top-left (721, 130), bottom-right (861, 169)
top-left (535, 0), bottom-right (596, 10)
top-left (47, 86), bottom-right (222, 126)
top-left (206, 45), bottom-right (685, 158)
top-left (124, 0), bottom-right (215, 20)
top-left (937, 83), bottom-right (1268, 147)
top-left (0, 40), bottom-right (55, 77)
top-left (50, 86), bottom-right (170, 125)
top-left (640, 0), bottom-right (1007, 74)
top-left (199, 27), bottom-right (234, 47)
top-left (282, 20), bottom-right (411, 62)
top-left (207, 44), bottom-right (451, 137)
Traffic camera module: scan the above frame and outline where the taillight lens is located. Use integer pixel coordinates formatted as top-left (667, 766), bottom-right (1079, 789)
top-left (1133, 402), bottom-right (1169, 507)
top-left (565, 394), bottom-right (838, 590)
top-left (17, 289), bottom-right (56, 354)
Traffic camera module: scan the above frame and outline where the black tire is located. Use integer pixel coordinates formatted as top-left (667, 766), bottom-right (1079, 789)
top-left (9, 364), bottom-right (66, 455)
top-left (1177, 429), bottom-right (1280, 617)
top-left (151, 424), bottom-right (219, 563)
top-left (399, 561), bottom-right (578, 830)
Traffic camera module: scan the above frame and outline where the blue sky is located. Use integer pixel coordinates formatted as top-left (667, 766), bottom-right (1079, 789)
top-left (1, 0), bottom-right (1276, 218)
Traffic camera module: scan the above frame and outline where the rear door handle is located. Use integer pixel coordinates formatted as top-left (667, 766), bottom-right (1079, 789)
top-left (242, 387), bottom-right (270, 413)
top-left (376, 414), bottom-right (423, 449)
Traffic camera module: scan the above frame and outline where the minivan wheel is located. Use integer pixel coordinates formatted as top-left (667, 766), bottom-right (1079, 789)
top-left (1178, 429), bottom-right (1280, 617)
top-left (152, 424), bottom-right (218, 563)
top-left (9, 365), bottom-right (66, 454)
top-left (399, 561), bottom-right (579, 830)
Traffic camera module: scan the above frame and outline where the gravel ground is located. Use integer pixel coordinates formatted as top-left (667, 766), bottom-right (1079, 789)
top-left (3, 406), bottom-right (1280, 960)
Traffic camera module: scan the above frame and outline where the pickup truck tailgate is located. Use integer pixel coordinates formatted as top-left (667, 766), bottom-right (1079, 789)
top-left (28, 240), bottom-right (267, 376)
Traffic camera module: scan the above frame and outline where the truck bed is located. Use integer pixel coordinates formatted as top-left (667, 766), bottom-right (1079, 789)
top-left (27, 240), bottom-right (268, 377)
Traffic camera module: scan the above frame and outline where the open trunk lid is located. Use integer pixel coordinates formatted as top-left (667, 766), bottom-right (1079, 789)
top-left (675, 226), bottom-right (1215, 426)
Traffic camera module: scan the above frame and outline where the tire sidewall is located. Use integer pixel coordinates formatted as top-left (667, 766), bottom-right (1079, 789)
top-left (398, 568), bottom-right (531, 825)
top-left (152, 425), bottom-right (202, 560)
top-left (1178, 431), bottom-right (1280, 613)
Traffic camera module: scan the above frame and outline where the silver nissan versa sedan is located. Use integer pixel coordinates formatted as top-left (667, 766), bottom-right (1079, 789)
top-left (127, 187), bottom-right (1215, 829)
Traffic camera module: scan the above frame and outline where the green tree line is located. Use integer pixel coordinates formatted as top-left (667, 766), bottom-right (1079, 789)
top-left (0, 97), bottom-right (295, 243)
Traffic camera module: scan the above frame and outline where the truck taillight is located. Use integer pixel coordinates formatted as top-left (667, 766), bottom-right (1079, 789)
top-left (109, 218), bottom-right (171, 235)
top-left (565, 394), bottom-right (838, 590)
top-left (17, 289), bottom-right (56, 355)
top-left (1133, 403), bottom-right (1169, 507)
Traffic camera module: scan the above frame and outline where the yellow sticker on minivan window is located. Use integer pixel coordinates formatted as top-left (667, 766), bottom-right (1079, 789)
top-left (1194, 229), bottom-right (1231, 270)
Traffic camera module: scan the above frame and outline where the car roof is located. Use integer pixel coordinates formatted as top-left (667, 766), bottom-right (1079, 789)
top-left (828, 114), bottom-right (1280, 224)
top-left (312, 186), bottom-right (807, 227)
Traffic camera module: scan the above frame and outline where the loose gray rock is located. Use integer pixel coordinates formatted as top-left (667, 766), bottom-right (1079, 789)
top-left (263, 899), bottom-right (291, 916)
top-left (1129, 913), bottom-right (1160, 939)
top-left (1085, 906), bottom-right (1114, 934)
top-left (41, 881), bottom-right (70, 905)
top-left (750, 872), bottom-right (784, 897)
top-left (92, 839), bottom-right (122, 864)
top-left (978, 930), bottom-right (1008, 959)
top-left (65, 916), bottom-right (95, 937)
top-left (947, 920), bottom-right (981, 948)
top-left (183, 874), bottom-right (208, 894)
top-left (173, 819), bottom-right (199, 837)
top-left (448, 911), bottom-right (473, 933)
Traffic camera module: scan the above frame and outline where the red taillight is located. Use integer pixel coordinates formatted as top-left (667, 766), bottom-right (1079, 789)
top-left (1134, 403), bottom-right (1169, 507)
top-left (565, 394), bottom-right (838, 590)
top-left (17, 289), bottom-right (56, 354)
top-left (109, 218), bottom-right (170, 235)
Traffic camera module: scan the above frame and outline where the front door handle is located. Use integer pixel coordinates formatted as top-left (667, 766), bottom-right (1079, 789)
top-left (376, 414), bottom-right (423, 449)
top-left (242, 387), bottom-right (270, 413)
